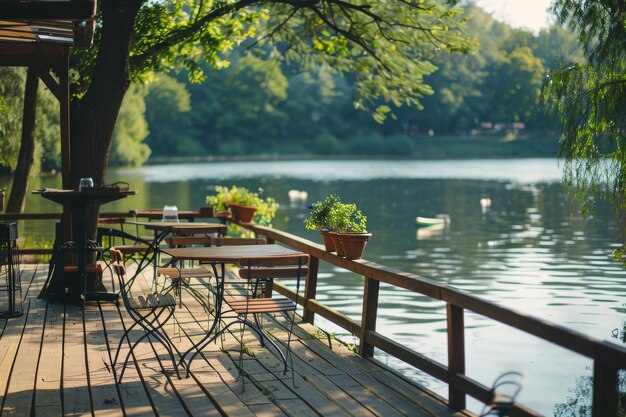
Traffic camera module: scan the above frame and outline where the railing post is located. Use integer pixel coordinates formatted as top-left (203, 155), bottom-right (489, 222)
top-left (303, 256), bottom-right (319, 324)
top-left (447, 304), bottom-right (466, 411)
top-left (359, 276), bottom-right (379, 358)
top-left (592, 361), bottom-right (618, 417)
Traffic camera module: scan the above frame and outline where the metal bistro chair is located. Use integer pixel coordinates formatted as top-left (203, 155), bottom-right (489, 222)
top-left (227, 254), bottom-right (309, 388)
top-left (98, 226), bottom-right (151, 291)
top-left (109, 248), bottom-right (183, 382)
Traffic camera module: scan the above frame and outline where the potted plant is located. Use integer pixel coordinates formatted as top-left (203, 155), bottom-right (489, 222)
top-left (327, 202), bottom-right (371, 259)
top-left (230, 186), bottom-right (269, 223)
top-left (207, 185), bottom-right (278, 224)
top-left (205, 185), bottom-right (233, 218)
top-left (304, 194), bottom-right (341, 252)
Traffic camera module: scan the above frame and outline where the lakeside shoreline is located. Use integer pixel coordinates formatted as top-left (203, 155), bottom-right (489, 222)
top-left (147, 133), bottom-right (561, 165)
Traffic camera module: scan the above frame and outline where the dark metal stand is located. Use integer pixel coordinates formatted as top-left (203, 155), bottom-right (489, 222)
top-left (0, 222), bottom-right (22, 318)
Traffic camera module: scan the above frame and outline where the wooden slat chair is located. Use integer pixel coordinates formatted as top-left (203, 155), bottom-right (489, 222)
top-left (224, 254), bottom-right (309, 388)
top-left (109, 248), bottom-right (182, 382)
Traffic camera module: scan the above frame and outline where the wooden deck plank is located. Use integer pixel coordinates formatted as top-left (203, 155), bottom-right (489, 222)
top-left (289, 318), bottom-right (463, 416)
top-left (62, 301), bottom-right (93, 416)
top-left (82, 302), bottom-right (124, 416)
top-left (117, 271), bottom-right (193, 417)
top-left (34, 302), bottom-right (64, 417)
top-left (216, 316), bottom-right (377, 417)
top-left (1, 263), bottom-right (467, 417)
top-left (1, 299), bottom-right (45, 416)
top-left (0, 300), bottom-right (31, 414)
top-left (19, 264), bottom-right (41, 300)
top-left (99, 300), bottom-right (156, 416)
top-left (174, 287), bottom-right (258, 417)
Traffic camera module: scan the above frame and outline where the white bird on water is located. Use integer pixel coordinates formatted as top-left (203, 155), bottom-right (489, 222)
top-left (480, 198), bottom-right (492, 213)
top-left (288, 190), bottom-right (308, 202)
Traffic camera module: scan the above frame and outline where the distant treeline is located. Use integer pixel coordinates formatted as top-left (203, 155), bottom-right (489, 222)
top-left (130, 4), bottom-right (582, 165)
top-left (0, 5), bottom-right (583, 171)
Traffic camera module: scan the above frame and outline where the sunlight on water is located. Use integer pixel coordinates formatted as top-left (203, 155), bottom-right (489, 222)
top-left (13, 158), bottom-right (625, 415)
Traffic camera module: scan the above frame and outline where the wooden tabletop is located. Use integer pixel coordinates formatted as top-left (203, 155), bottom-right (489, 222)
top-left (161, 244), bottom-right (303, 263)
top-left (33, 188), bottom-right (135, 205)
top-left (130, 209), bottom-right (202, 220)
top-left (127, 221), bottom-right (226, 234)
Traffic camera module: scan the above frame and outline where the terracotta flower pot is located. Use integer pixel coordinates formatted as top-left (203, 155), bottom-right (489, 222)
top-left (230, 204), bottom-right (257, 223)
top-left (337, 233), bottom-right (372, 260)
top-left (329, 232), bottom-right (345, 257)
top-left (319, 229), bottom-right (336, 252)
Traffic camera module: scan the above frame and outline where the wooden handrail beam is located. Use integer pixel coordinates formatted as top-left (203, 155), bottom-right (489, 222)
top-left (243, 223), bottom-right (626, 367)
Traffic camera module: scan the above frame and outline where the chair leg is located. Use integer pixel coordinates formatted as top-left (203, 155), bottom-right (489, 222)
top-left (238, 320), bottom-right (246, 392)
top-left (116, 309), bottom-right (182, 382)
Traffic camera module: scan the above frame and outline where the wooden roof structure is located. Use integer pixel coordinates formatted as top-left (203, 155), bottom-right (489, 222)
top-left (0, 0), bottom-right (97, 188)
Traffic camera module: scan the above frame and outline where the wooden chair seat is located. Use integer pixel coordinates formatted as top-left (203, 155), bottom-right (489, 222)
top-left (228, 297), bottom-right (295, 314)
top-left (116, 245), bottom-right (149, 255)
top-left (129, 293), bottom-right (176, 310)
top-left (158, 266), bottom-right (213, 279)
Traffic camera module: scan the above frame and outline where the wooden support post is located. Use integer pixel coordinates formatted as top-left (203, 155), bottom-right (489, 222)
top-left (592, 362), bottom-right (618, 417)
top-left (57, 51), bottom-right (70, 189)
top-left (56, 49), bottom-right (72, 244)
top-left (359, 276), bottom-right (379, 358)
top-left (447, 304), bottom-right (466, 411)
top-left (303, 256), bottom-right (319, 324)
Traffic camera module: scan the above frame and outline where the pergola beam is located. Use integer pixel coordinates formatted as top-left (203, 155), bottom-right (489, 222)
top-left (0, 42), bottom-right (69, 66)
top-left (0, 1), bottom-right (96, 20)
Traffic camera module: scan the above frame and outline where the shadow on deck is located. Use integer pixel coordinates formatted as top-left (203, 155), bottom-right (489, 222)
top-left (0, 264), bottom-right (470, 417)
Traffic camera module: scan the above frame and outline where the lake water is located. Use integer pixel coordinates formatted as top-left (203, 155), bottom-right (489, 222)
top-left (18, 159), bottom-right (626, 415)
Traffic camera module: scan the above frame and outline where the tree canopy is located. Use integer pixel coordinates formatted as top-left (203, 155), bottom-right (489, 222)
top-left (0, 3), bottom-right (586, 171)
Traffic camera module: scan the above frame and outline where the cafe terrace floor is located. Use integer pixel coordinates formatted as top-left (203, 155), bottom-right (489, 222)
top-left (0, 264), bottom-right (469, 417)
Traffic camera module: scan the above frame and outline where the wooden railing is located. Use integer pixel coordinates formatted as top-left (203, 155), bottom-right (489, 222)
top-left (239, 223), bottom-right (626, 417)
top-left (5, 212), bottom-right (625, 416)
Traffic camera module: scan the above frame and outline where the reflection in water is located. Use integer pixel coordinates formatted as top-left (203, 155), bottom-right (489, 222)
top-left (8, 159), bottom-right (625, 415)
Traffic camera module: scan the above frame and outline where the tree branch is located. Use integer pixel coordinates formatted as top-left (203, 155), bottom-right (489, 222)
top-left (129, 0), bottom-right (260, 68)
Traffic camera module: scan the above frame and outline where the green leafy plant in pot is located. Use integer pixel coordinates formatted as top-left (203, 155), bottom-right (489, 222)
top-left (205, 185), bottom-right (233, 218)
top-left (327, 202), bottom-right (371, 259)
top-left (304, 194), bottom-right (341, 252)
top-left (207, 185), bottom-right (277, 226)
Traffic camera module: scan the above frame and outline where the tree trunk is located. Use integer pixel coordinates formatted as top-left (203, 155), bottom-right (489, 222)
top-left (6, 67), bottom-right (38, 213)
top-left (45, 0), bottom-right (143, 296)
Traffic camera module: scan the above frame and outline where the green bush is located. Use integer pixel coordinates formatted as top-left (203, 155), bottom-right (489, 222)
top-left (313, 131), bottom-right (342, 155)
top-left (386, 134), bottom-right (414, 155)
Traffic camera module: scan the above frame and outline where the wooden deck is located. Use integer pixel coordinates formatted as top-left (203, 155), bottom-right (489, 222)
top-left (0, 264), bottom-right (469, 417)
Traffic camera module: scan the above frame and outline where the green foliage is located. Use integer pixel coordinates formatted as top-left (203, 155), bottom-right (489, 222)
top-left (181, 54), bottom-right (289, 153)
top-left (70, 0), bottom-right (473, 123)
top-left (492, 46), bottom-right (545, 123)
top-left (0, 68), bottom-right (25, 171)
top-left (327, 202), bottom-right (367, 234)
top-left (544, 1), bottom-right (626, 212)
top-left (206, 185), bottom-right (232, 212)
top-left (386, 134), bottom-right (415, 155)
top-left (304, 194), bottom-right (341, 231)
top-left (144, 74), bottom-right (201, 157)
top-left (206, 185), bottom-right (278, 225)
top-left (312, 131), bottom-right (342, 155)
top-left (0, 67), bottom-right (61, 174)
top-left (110, 85), bottom-right (151, 167)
